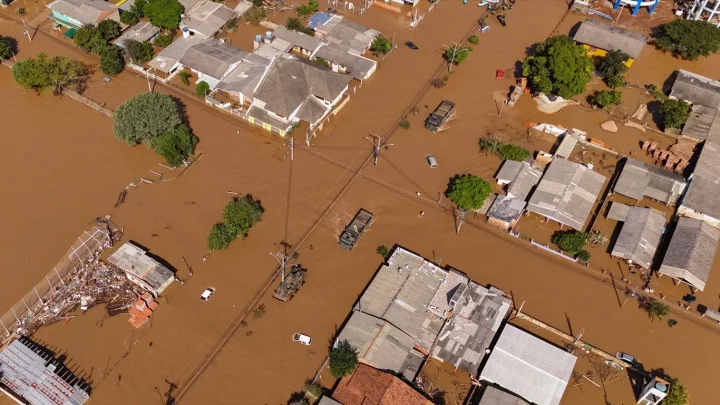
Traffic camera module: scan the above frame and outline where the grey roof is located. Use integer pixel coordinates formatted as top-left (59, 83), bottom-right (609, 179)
top-left (428, 269), bottom-right (469, 318)
top-left (313, 44), bottom-right (376, 80)
top-left (507, 165), bottom-right (542, 201)
top-left (148, 36), bottom-right (204, 73)
top-left (181, 1), bottom-right (236, 38)
top-left (681, 128), bottom-right (720, 220)
top-left (216, 53), bottom-right (272, 99)
top-left (477, 194), bottom-right (497, 215)
top-left (296, 96), bottom-right (328, 123)
top-left (323, 19), bottom-right (380, 54)
top-left (357, 249), bottom-right (422, 317)
top-left (610, 206), bottom-right (666, 269)
top-left (670, 70), bottom-right (720, 109)
top-left (432, 284), bottom-right (511, 375)
top-left (179, 39), bottom-right (249, 80)
top-left (107, 242), bottom-right (175, 294)
top-left (607, 202), bottom-right (631, 221)
top-left (48, 0), bottom-right (117, 26)
top-left (527, 158), bottom-right (607, 231)
top-left (480, 325), bottom-right (577, 405)
top-left (496, 160), bottom-right (522, 182)
top-left (613, 158), bottom-right (687, 204)
top-left (115, 21), bottom-right (159, 47)
top-left (659, 217), bottom-right (720, 291)
top-left (487, 195), bottom-right (526, 224)
top-left (254, 58), bottom-right (350, 118)
top-left (682, 104), bottom-right (720, 141)
top-left (478, 387), bottom-right (529, 405)
top-left (179, 0), bottom-right (201, 12)
top-left (554, 134), bottom-right (579, 159)
top-left (572, 18), bottom-right (647, 59)
top-left (318, 396), bottom-right (343, 405)
top-left (272, 26), bottom-right (322, 52)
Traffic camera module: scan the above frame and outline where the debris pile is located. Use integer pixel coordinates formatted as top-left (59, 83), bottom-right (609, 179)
top-left (641, 139), bottom-right (696, 174)
top-left (128, 293), bottom-right (159, 328)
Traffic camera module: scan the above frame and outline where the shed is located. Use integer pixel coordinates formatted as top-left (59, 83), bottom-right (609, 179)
top-left (669, 70), bottom-right (720, 109)
top-left (486, 195), bottom-right (526, 230)
top-left (496, 160), bottom-right (523, 185)
top-left (107, 242), bottom-right (175, 296)
top-left (572, 19), bottom-right (647, 64)
top-left (554, 134), bottom-right (578, 159)
top-left (480, 325), bottom-right (577, 405)
top-left (610, 206), bottom-right (666, 269)
top-left (613, 158), bottom-right (687, 205)
top-left (658, 217), bottom-right (720, 291)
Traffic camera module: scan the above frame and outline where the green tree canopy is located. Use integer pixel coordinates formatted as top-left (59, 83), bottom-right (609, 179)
top-left (286, 17), bottom-right (314, 35)
top-left (577, 250), bottom-right (591, 263)
top-left (73, 24), bottom-right (103, 52)
top-left (522, 35), bottom-right (594, 99)
top-left (592, 90), bottom-right (623, 109)
top-left (154, 124), bottom-right (198, 166)
top-left (661, 99), bottom-right (690, 130)
top-left (597, 49), bottom-right (628, 88)
top-left (445, 45), bottom-right (472, 65)
top-left (663, 378), bottom-right (689, 405)
top-left (12, 53), bottom-right (89, 94)
top-left (0, 35), bottom-right (15, 60)
top-left (329, 340), bottom-right (359, 378)
top-left (445, 174), bottom-right (492, 211)
top-left (552, 230), bottom-right (587, 254)
top-left (98, 19), bottom-right (121, 41)
top-left (498, 144), bottom-right (530, 161)
top-left (153, 33), bottom-right (173, 48)
top-left (245, 6), bottom-right (268, 26)
top-left (131, 0), bottom-right (147, 17)
top-left (207, 223), bottom-right (234, 251)
top-left (125, 39), bottom-right (153, 64)
top-left (296, 0), bottom-right (318, 17)
top-left (643, 299), bottom-right (670, 321)
top-left (196, 80), bottom-right (210, 97)
top-left (114, 92), bottom-right (184, 145)
top-left (120, 11), bottom-right (139, 26)
top-left (370, 35), bottom-right (392, 56)
top-left (655, 19), bottom-right (720, 60)
top-left (222, 195), bottom-right (264, 238)
top-left (145, 0), bottom-right (184, 29)
top-left (99, 45), bottom-right (125, 75)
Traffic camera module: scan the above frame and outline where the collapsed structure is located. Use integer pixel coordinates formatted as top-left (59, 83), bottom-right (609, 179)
top-left (107, 242), bottom-right (175, 296)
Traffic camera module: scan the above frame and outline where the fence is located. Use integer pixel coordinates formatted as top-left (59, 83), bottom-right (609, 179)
top-left (0, 222), bottom-right (114, 341)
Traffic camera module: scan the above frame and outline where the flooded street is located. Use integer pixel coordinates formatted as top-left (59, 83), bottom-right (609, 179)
top-left (1, 1), bottom-right (720, 404)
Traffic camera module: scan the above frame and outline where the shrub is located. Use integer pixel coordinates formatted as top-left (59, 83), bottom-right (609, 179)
top-left (479, 134), bottom-right (503, 155)
top-left (120, 11), bottom-right (139, 26)
top-left (497, 144), bottom-right (530, 161)
top-left (286, 17), bottom-right (314, 36)
top-left (467, 34), bottom-right (479, 44)
top-left (314, 57), bottom-right (330, 68)
top-left (655, 19), bottom-right (720, 60)
top-left (226, 18), bottom-right (238, 32)
top-left (370, 35), bottom-right (392, 56)
top-left (661, 99), bottom-right (690, 130)
top-left (98, 19), bottom-right (121, 41)
top-left (376, 245), bottom-right (389, 257)
top-left (99, 45), bottom-right (125, 75)
top-left (144, 0), bottom-right (184, 29)
top-left (668, 319), bottom-right (678, 328)
top-left (592, 90), bottom-right (623, 109)
top-left (0, 35), bottom-right (16, 60)
top-left (245, 6), bottom-right (268, 26)
top-left (196, 81), bottom-right (210, 97)
top-left (663, 378), bottom-right (689, 405)
top-left (446, 174), bottom-right (492, 211)
top-left (296, 0), bottom-right (319, 18)
top-left (551, 230), bottom-right (586, 254)
top-left (432, 77), bottom-right (446, 88)
top-left (576, 250), bottom-right (591, 263)
top-left (12, 53), bottom-right (89, 94)
top-left (523, 35), bottom-right (594, 98)
top-left (646, 84), bottom-right (667, 102)
top-left (606, 74), bottom-right (625, 89)
top-left (399, 120), bottom-right (410, 129)
top-left (329, 340), bottom-right (359, 378)
top-left (643, 299), bottom-right (670, 321)
top-left (153, 33), bottom-right (173, 48)
top-left (178, 71), bottom-right (191, 86)
top-left (154, 124), bottom-right (198, 166)
top-left (305, 382), bottom-right (322, 398)
top-left (125, 39), bottom-right (154, 64)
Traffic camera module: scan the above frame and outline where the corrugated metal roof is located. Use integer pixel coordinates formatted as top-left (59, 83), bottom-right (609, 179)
top-left (613, 158), bottom-right (687, 204)
top-left (47, 0), bottom-right (117, 26)
top-left (670, 70), bottom-right (720, 109)
top-left (554, 134), bottom-right (578, 159)
top-left (610, 206), bottom-right (666, 269)
top-left (477, 387), bottom-right (529, 405)
top-left (179, 39), bottom-right (249, 80)
top-left (659, 217), bottom-right (720, 291)
top-left (480, 325), bottom-right (577, 405)
top-left (272, 26), bottom-right (322, 52)
top-left (148, 36), bottom-right (204, 73)
top-left (107, 242), bottom-right (175, 294)
top-left (314, 44), bottom-right (376, 80)
top-left (181, 0), bottom-right (236, 38)
top-left (682, 104), bottom-right (720, 141)
top-left (318, 396), bottom-right (343, 405)
top-left (572, 18), bottom-right (647, 59)
top-left (507, 164), bottom-right (542, 201)
top-left (116, 21), bottom-right (159, 47)
top-left (487, 195), bottom-right (526, 224)
top-left (496, 160), bottom-right (522, 182)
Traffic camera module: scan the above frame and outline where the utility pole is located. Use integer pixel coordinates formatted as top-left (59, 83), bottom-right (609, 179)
top-left (271, 241), bottom-right (293, 282)
top-left (442, 42), bottom-right (459, 72)
top-left (286, 137), bottom-right (295, 161)
top-left (305, 130), bottom-right (310, 146)
top-left (364, 135), bottom-right (393, 166)
top-left (454, 207), bottom-right (466, 234)
top-left (17, 8), bottom-right (31, 42)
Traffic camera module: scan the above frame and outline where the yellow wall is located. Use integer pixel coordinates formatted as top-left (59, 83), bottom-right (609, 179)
top-left (581, 44), bottom-right (635, 67)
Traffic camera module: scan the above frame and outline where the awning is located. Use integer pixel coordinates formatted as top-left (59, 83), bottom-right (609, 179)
top-left (64, 28), bottom-right (77, 38)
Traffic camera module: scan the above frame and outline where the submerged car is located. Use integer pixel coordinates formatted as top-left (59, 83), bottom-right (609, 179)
top-left (615, 352), bottom-right (638, 367)
top-left (293, 333), bottom-right (312, 345)
top-left (200, 288), bottom-right (215, 301)
top-left (405, 41), bottom-right (419, 50)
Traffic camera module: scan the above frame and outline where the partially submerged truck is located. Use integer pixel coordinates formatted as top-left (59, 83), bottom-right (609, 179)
top-left (339, 209), bottom-right (373, 250)
top-left (273, 264), bottom-right (307, 302)
top-left (425, 100), bottom-right (455, 132)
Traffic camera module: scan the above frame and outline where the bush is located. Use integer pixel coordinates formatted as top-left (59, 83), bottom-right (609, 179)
top-left (376, 245), bottom-right (389, 257)
top-left (73, 24), bottom-right (103, 52)
top-left (497, 144), bottom-right (530, 161)
top-left (432, 77), bottom-right (446, 88)
top-left (12, 53), bottom-right (89, 94)
top-left (226, 18), bottom-right (238, 32)
top-left (145, 0), bottom-right (184, 29)
top-left (154, 124), bottom-right (198, 166)
top-left (661, 99), bottom-right (690, 130)
top-left (120, 11), bottom-right (139, 26)
top-left (314, 57), bottom-right (330, 68)
top-left (178, 71), bottom-right (191, 85)
top-left (655, 19), bottom-right (720, 60)
top-left (646, 84), bottom-right (667, 102)
top-left (479, 135), bottom-right (503, 155)
top-left (606, 74), bottom-right (625, 89)
top-left (446, 174), bottom-right (492, 211)
top-left (399, 120), bottom-right (410, 129)
top-left (196, 81), bottom-right (210, 97)
top-left (305, 382), bottom-right (322, 398)
top-left (592, 90), bottom-right (623, 109)
top-left (245, 6), bottom-right (268, 26)
top-left (0, 35), bottom-right (16, 60)
top-left (643, 299), bottom-right (670, 321)
top-left (552, 230), bottom-right (586, 254)
top-left (467, 35), bottom-right (479, 44)
top-left (445, 45), bottom-right (472, 65)
top-left (576, 250), bottom-right (591, 263)
top-left (370, 35), bottom-right (392, 56)
top-left (663, 378), bottom-right (689, 405)
top-left (207, 223), bottom-right (234, 251)
top-left (153, 33), bottom-right (173, 48)
top-left (523, 35), bottom-right (594, 99)
top-left (296, 0), bottom-right (319, 18)
top-left (329, 340), bottom-right (359, 378)
top-left (114, 92), bottom-right (184, 146)
top-left (125, 39), bottom-right (154, 64)
top-left (99, 45), bottom-right (125, 75)
top-left (286, 17), bottom-right (314, 36)
top-left (98, 19), bottom-right (121, 41)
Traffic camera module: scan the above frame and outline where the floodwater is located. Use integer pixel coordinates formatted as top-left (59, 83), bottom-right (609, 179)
top-left (2, 2), bottom-right (720, 405)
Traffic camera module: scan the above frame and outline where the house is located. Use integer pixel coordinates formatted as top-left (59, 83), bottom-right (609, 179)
top-left (682, 104), bottom-right (720, 141)
top-left (476, 387), bottom-right (529, 405)
top-left (572, 18), bottom-right (647, 66)
top-left (115, 21), bottom-right (160, 48)
top-left (270, 26), bottom-right (322, 57)
top-left (480, 324), bottom-right (577, 405)
top-left (48, 0), bottom-right (120, 29)
top-left (0, 336), bottom-right (90, 405)
top-left (608, 204), bottom-right (666, 270)
top-left (477, 194), bottom-right (497, 216)
top-left (312, 15), bottom-right (380, 54)
top-left (678, 121), bottom-right (720, 226)
top-left (179, 39), bottom-right (249, 89)
top-left (486, 195), bottom-right (526, 231)
top-left (669, 70), bottom-right (720, 109)
top-left (311, 43), bottom-right (377, 81)
top-left (554, 134), bottom-right (579, 159)
top-left (247, 58), bottom-right (351, 132)
top-left (215, 53), bottom-right (273, 106)
top-left (507, 165), bottom-right (542, 201)
top-left (107, 242), bottom-right (175, 296)
top-left (658, 217), bottom-right (720, 291)
top-left (527, 158), bottom-right (607, 231)
top-left (180, 0), bottom-right (237, 39)
top-left (332, 364), bottom-right (433, 405)
top-left (613, 158), bottom-right (687, 205)
top-left (431, 284), bottom-right (511, 375)
top-left (495, 160), bottom-right (523, 185)
top-left (147, 36), bottom-right (204, 79)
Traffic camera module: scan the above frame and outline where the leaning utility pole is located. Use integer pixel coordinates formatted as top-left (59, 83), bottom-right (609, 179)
top-left (454, 207), bottom-right (467, 234)
top-left (442, 42), bottom-right (459, 72)
top-left (270, 241), bottom-right (293, 282)
top-left (17, 8), bottom-right (31, 43)
top-left (364, 135), bottom-right (393, 166)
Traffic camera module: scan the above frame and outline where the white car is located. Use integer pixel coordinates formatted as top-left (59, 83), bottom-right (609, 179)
top-left (200, 288), bottom-right (215, 301)
top-left (615, 352), bottom-right (638, 367)
top-left (293, 333), bottom-right (312, 345)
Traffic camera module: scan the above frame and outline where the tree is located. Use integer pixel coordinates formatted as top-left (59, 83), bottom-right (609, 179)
top-left (305, 382), bottom-right (322, 398)
top-left (296, 0), bottom-right (319, 18)
top-left (592, 90), bottom-right (623, 109)
top-left (399, 120), bottom-right (410, 129)
top-left (655, 19), bottom-right (720, 60)
top-left (178, 70), bottom-right (191, 85)
top-left (196, 80), bottom-right (210, 97)
top-left (125, 39), bottom-right (153, 64)
top-left (329, 340), bottom-right (358, 378)
top-left (663, 378), bottom-right (689, 405)
top-left (597, 49), bottom-right (628, 88)
top-left (131, 0), bottom-right (147, 17)
top-left (643, 299), bottom-right (670, 321)
top-left (497, 144), bottom-right (530, 161)
top-left (522, 35), bottom-right (594, 99)
top-left (376, 245), bottom-right (389, 257)
top-left (445, 45), bottom-right (472, 65)
top-left (153, 33), bottom-right (172, 48)
top-left (114, 92), bottom-right (184, 145)
top-left (552, 230), bottom-right (587, 254)
top-left (0, 35), bottom-right (15, 60)
top-left (120, 11), bottom-right (139, 26)
top-left (577, 250), bottom-right (591, 263)
top-left (468, 35), bottom-right (479, 44)
top-left (12, 53), bottom-right (89, 94)
top-left (145, 0), bottom-right (184, 29)
top-left (661, 99), bottom-right (690, 130)
top-left (98, 19), bottom-right (121, 41)
top-left (245, 6), bottom-right (268, 26)
top-left (479, 134), bottom-right (503, 156)
top-left (73, 24), bottom-right (103, 52)
top-left (286, 17), bottom-right (314, 35)
top-left (370, 35), bottom-right (392, 56)
top-left (99, 45), bottom-right (125, 75)
top-left (587, 230), bottom-right (608, 245)
top-left (222, 195), bottom-right (264, 238)
top-left (154, 124), bottom-right (198, 166)
top-left (445, 174), bottom-right (492, 211)
top-left (207, 223), bottom-right (234, 251)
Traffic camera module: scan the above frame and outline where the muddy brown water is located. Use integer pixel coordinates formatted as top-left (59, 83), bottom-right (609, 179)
top-left (2, 2), bottom-right (720, 405)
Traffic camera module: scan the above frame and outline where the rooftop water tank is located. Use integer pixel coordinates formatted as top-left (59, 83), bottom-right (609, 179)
top-left (655, 382), bottom-right (668, 392)
top-left (586, 163), bottom-right (594, 170)
top-left (255, 34), bottom-right (262, 42)
top-left (181, 27), bottom-right (190, 38)
top-left (265, 31), bottom-right (272, 39)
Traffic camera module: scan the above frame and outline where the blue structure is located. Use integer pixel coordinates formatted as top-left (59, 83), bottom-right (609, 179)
top-left (307, 11), bottom-right (333, 30)
top-left (613, 0), bottom-right (660, 16)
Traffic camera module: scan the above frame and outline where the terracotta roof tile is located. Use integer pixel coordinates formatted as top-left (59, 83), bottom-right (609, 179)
top-left (332, 364), bottom-right (432, 405)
